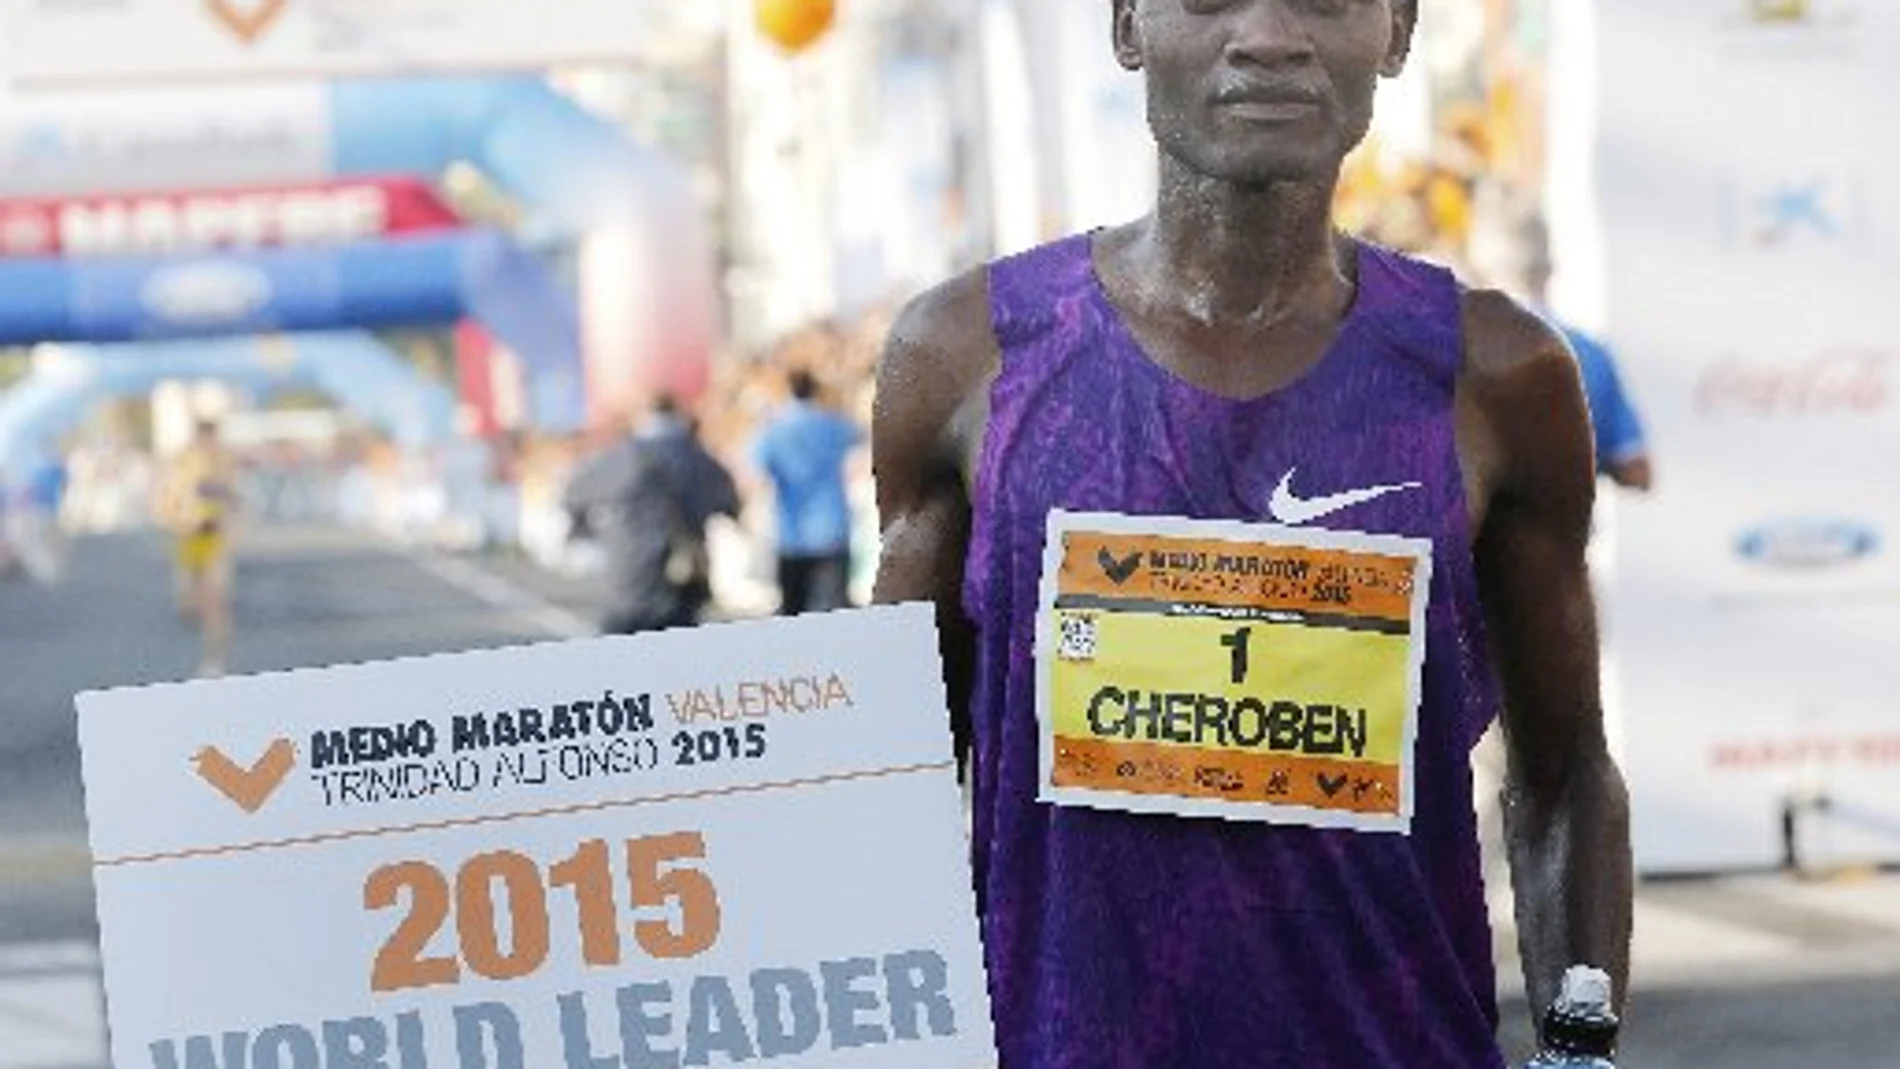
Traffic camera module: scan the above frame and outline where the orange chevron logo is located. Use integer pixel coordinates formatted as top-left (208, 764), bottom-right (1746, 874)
top-left (193, 739), bottom-right (296, 814)
top-left (206, 0), bottom-right (288, 45)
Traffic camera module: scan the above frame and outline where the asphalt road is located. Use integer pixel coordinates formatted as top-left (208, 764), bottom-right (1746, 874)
top-left (1, 526), bottom-right (1895, 1068)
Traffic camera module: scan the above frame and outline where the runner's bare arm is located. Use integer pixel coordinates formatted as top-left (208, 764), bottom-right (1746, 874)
top-left (871, 270), bottom-right (1000, 768)
top-left (1461, 290), bottom-right (1635, 1020)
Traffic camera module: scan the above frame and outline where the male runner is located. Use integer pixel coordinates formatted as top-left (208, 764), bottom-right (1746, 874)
top-left (872, 2), bottom-right (1632, 1066)
top-left (160, 419), bottom-right (239, 678)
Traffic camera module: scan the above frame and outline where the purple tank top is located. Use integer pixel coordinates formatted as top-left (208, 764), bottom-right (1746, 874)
top-left (964, 234), bottom-right (1508, 1068)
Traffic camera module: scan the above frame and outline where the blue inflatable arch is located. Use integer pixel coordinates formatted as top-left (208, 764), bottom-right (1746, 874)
top-left (0, 75), bottom-right (714, 466)
top-left (0, 333), bottom-right (458, 474)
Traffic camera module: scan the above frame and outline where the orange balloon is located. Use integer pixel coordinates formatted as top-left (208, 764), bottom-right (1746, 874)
top-left (756, 0), bottom-right (837, 53)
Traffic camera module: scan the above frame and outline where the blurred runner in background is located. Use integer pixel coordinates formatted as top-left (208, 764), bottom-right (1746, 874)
top-left (158, 420), bottom-right (240, 678)
top-left (1521, 217), bottom-right (1653, 493)
top-left (1472, 199), bottom-right (1655, 492)
top-left (1, 443), bottom-right (70, 586)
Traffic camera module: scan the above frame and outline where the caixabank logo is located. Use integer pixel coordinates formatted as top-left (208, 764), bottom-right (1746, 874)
top-left (1716, 0), bottom-right (1862, 60)
top-left (1716, 173), bottom-right (1870, 253)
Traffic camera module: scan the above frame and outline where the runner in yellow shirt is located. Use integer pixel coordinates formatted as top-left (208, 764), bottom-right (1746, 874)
top-left (160, 420), bottom-right (239, 678)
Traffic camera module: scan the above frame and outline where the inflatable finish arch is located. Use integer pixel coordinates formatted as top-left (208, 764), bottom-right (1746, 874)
top-left (0, 75), bottom-right (716, 462)
top-left (326, 76), bottom-right (718, 413)
top-left (0, 333), bottom-right (458, 465)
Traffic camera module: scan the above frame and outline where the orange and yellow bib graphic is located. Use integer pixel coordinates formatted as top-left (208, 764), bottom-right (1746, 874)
top-left (1036, 512), bottom-right (1433, 834)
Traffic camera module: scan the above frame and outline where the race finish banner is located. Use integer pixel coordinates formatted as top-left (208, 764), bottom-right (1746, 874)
top-left (76, 605), bottom-right (995, 1068)
top-left (1035, 512), bottom-right (1432, 832)
top-left (0, 0), bottom-right (709, 88)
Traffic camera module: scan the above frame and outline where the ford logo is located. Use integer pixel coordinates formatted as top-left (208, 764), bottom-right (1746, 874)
top-left (140, 261), bottom-right (271, 326)
top-left (1736, 520), bottom-right (1880, 570)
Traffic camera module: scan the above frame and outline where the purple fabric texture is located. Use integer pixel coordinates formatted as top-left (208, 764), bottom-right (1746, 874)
top-left (962, 234), bottom-right (1509, 1068)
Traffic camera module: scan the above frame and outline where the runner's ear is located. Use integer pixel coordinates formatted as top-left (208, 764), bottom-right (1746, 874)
top-left (1380, 0), bottom-right (1418, 78)
top-left (1111, 0), bottom-right (1142, 72)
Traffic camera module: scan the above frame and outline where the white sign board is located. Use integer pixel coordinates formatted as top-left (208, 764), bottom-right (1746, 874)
top-left (1592, 0), bottom-right (1900, 872)
top-left (0, 0), bottom-right (718, 89)
top-left (77, 605), bottom-right (996, 1068)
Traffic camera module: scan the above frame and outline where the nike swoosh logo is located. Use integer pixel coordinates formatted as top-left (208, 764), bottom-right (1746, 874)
top-left (1268, 468), bottom-right (1421, 526)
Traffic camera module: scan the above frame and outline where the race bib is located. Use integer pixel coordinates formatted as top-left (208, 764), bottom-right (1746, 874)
top-left (1034, 511), bottom-right (1433, 834)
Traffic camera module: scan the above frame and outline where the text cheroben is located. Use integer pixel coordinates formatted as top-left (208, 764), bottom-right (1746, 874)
top-left (1083, 687), bottom-right (1372, 759)
top-left (146, 950), bottom-right (963, 1069)
top-left (302, 673), bottom-right (856, 808)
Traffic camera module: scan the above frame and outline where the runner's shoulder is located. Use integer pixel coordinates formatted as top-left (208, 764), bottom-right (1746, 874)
top-left (875, 266), bottom-right (1000, 448)
top-left (881, 266), bottom-right (999, 392)
top-left (1457, 286), bottom-right (1595, 506)
top-left (1458, 286), bottom-right (1579, 386)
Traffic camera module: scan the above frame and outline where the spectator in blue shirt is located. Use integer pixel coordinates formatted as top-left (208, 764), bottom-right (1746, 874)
top-left (1508, 211), bottom-right (1656, 492)
top-left (752, 369), bottom-right (864, 615)
top-left (1557, 322), bottom-right (1653, 492)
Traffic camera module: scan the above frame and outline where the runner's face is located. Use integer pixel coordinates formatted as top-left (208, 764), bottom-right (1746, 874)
top-left (1115, 0), bottom-right (1413, 184)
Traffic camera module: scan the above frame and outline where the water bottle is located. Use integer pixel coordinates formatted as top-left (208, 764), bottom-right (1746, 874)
top-left (1524, 965), bottom-right (1619, 1068)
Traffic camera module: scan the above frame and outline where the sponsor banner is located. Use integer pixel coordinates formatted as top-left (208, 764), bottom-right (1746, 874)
top-left (1, 0), bottom-right (706, 88)
top-left (1595, 0), bottom-right (1900, 871)
top-left (0, 82), bottom-right (331, 196)
top-left (1035, 511), bottom-right (1431, 832)
top-left (76, 605), bottom-right (994, 1069)
top-left (0, 176), bottom-right (461, 258)
top-left (0, 235), bottom-right (462, 342)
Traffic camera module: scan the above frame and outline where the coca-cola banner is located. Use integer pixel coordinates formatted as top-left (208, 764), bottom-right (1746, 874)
top-left (0, 177), bottom-right (461, 258)
top-left (1586, 0), bottom-right (1900, 872)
